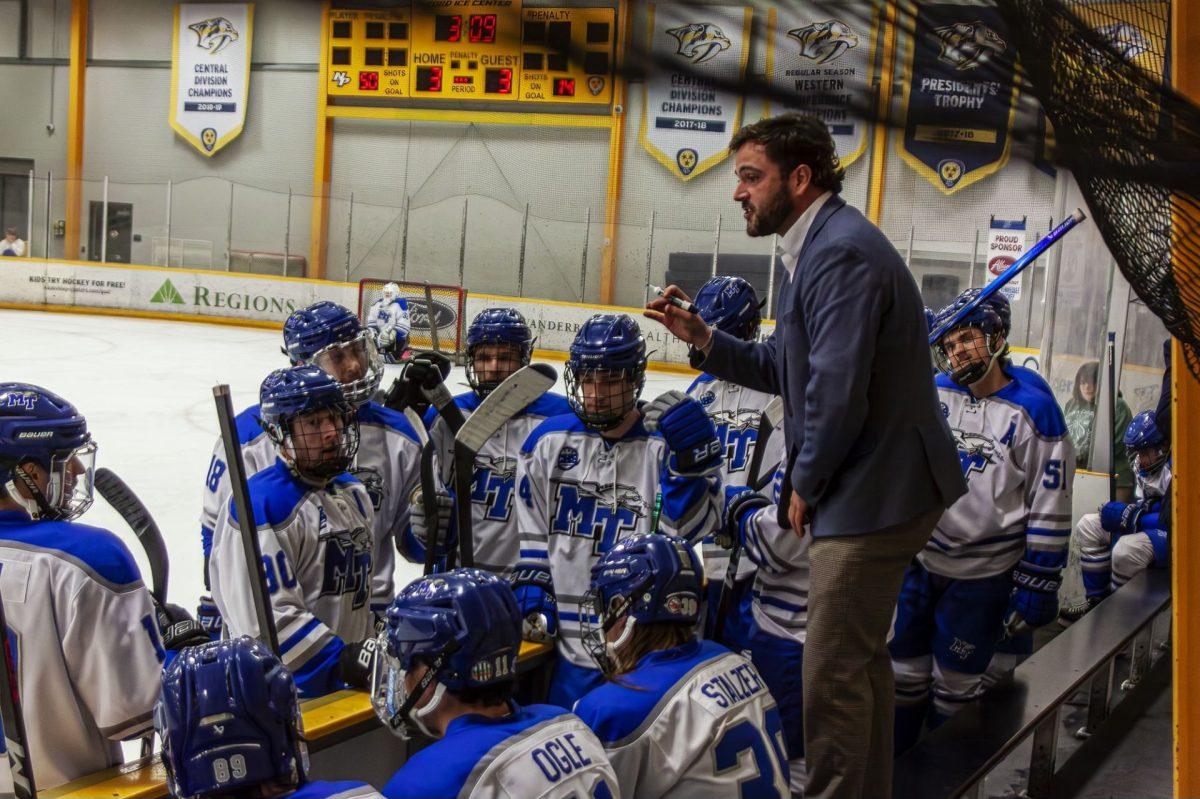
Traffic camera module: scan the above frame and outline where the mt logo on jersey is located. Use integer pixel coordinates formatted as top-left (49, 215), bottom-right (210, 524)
top-left (953, 429), bottom-right (999, 478)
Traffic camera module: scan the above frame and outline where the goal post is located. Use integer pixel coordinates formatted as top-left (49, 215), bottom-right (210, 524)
top-left (357, 279), bottom-right (469, 362)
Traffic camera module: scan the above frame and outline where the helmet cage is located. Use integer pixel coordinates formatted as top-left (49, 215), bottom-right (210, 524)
top-left (2, 439), bottom-right (96, 522)
top-left (466, 340), bottom-right (533, 398)
top-left (932, 326), bottom-right (1007, 385)
top-left (580, 576), bottom-right (651, 676)
top-left (1127, 444), bottom-right (1170, 479)
top-left (307, 331), bottom-right (383, 406)
top-left (371, 630), bottom-right (460, 741)
top-left (564, 364), bottom-right (645, 431)
top-left (267, 406), bottom-right (360, 483)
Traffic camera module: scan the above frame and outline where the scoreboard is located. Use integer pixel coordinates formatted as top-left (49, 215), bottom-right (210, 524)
top-left (325, 3), bottom-right (616, 107)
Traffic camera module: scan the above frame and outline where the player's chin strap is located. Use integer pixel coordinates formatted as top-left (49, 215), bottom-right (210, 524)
top-left (600, 577), bottom-right (652, 673)
top-left (4, 465), bottom-right (63, 522)
top-left (388, 640), bottom-right (461, 740)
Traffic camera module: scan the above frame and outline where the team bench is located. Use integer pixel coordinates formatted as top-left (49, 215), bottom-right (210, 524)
top-left (892, 568), bottom-right (1171, 799)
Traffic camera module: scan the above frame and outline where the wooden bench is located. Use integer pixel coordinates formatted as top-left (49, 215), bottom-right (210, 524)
top-left (44, 641), bottom-right (554, 799)
top-left (892, 569), bottom-right (1171, 799)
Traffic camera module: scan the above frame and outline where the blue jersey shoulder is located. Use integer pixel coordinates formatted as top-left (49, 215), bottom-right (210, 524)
top-left (382, 704), bottom-right (568, 799)
top-left (235, 404), bottom-right (266, 446)
top-left (522, 412), bottom-right (590, 454)
top-left (998, 369), bottom-right (1067, 438)
top-left (288, 781), bottom-right (375, 799)
top-left (231, 460), bottom-right (308, 528)
top-left (575, 639), bottom-right (726, 744)
top-left (687, 373), bottom-right (717, 394)
top-left (358, 401), bottom-right (421, 445)
top-left (525, 391), bottom-right (572, 419)
top-left (0, 511), bottom-right (142, 587)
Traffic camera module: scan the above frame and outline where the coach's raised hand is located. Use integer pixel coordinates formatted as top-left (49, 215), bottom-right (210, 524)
top-left (644, 284), bottom-right (711, 349)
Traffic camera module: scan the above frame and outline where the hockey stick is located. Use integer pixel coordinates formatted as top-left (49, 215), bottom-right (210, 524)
top-left (403, 407), bottom-right (429, 447)
top-left (420, 441), bottom-right (443, 576)
top-left (1106, 331), bottom-right (1117, 503)
top-left (713, 396), bottom-right (784, 644)
top-left (0, 570), bottom-right (35, 799)
top-left (214, 384), bottom-right (280, 655)
top-left (94, 468), bottom-right (169, 605)
top-left (452, 363), bottom-right (557, 569)
top-left (929, 209), bottom-right (1087, 346)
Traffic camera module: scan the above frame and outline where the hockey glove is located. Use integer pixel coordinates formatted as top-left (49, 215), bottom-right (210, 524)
top-left (1007, 558), bottom-right (1063, 630)
top-left (720, 485), bottom-right (771, 550)
top-left (339, 636), bottom-right (380, 691)
top-left (1099, 501), bottom-right (1145, 535)
top-left (409, 484), bottom-right (456, 550)
top-left (197, 595), bottom-right (224, 640)
top-left (156, 602), bottom-right (211, 651)
top-left (383, 350), bottom-right (453, 414)
top-left (643, 390), bottom-right (721, 474)
top-left (510, 565), bottom-right (558, 643)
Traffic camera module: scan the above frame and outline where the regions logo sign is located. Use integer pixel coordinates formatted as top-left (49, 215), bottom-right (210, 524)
top-left (150, 279), bottom-right (186, 305)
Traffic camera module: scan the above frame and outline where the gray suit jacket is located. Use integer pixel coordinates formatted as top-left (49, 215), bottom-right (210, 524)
top-left (700, 195), bottom-right (966, 537)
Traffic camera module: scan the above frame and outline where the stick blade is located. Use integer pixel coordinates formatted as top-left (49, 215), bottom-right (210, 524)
top-left (456, 364), bottom-right (556, 452)
top-left (94, 467), bottom-right (169, 604)
top-left (761, 395), bottom-right (784, 430)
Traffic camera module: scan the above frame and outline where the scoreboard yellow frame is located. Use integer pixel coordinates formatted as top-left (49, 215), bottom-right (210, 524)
top-left (310, 0), bottom-right (629, 304)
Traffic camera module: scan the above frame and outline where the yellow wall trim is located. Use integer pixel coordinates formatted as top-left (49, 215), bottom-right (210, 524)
top-left (9, 257), bottom-right (353, 288)
top-left (0, 302), bottom-right (285, 331)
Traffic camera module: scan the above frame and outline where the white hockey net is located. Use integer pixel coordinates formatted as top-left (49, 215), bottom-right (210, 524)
top-left (357, 279), bottom-right (469, 360)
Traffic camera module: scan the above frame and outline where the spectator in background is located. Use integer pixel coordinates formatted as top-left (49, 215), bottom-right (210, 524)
top-left (1064, 361), bottom-right (1134, 501)
top-left (1, 228), bottom-right (26, 257)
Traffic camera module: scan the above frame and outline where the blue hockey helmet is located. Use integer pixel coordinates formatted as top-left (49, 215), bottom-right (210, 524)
top-left (283, 301), bottom-right (383, 405)
top-left (581, 533), bottom-right (702, 675)
top-left (564, 313), bottom-right (647, 431)
top-left (924, 307), bottom-right (937, 334)
top-left (1123, 410), bottom-right (1169, 477)
top-left (0, 383), bottom-right (96, 521)
top-left (156, 638), bottom-right (308, 799)
top-left (259, 366), bottom-right (359, 482)
top-left (372, 569), bottom-right (522, 739)
top-left (465, 308), bottom-right (534, 398)
top-left (930, 288), bottom-right (1012, 385)
top-left (694, 276), bottom-right (763, 341)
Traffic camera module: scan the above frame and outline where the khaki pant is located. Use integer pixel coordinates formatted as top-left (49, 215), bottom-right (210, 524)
top-left (803, 508), bottom-right (942, 799)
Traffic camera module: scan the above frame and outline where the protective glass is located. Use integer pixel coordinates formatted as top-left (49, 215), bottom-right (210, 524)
top-left (311, 332), bottom-right (383, 405)
top-left (48, 440), bottom-right (97, 520)
top-left (565, 366), bottom-right (642, 431)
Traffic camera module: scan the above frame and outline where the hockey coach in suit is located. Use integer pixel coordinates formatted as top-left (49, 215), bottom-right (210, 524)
top-left (647, 113), bottom-right (966, 799)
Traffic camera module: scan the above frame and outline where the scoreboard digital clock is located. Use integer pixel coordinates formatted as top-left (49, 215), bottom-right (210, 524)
top-left (325, 3), bottom-right (616, 107)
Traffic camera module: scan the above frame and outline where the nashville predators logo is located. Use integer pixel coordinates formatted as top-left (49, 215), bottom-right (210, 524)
top-left (676, 148), bottom-right (699, 175)
top-left (931, 21), bottom-right (1006, 71)
top-left (667, 23), bottom-right (732, 65)
top-left (1093, 22), bottom-right (1150, 62)
top-left (201, 127), bottom-right (217, 152)
top-left (788, 20), bottom-right (859, 65)
top-left (189, 16), bottom-right (239, 55)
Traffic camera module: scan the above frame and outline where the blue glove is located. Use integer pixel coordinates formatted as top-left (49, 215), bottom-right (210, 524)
top-left (719, 485), bottom-right (770, 550)
top-left (510, 565), bottom-right (558, 643)
top-left (643, 390), bottom-right (721, 473)
top-left (1099, 501), bottom-right (1144, 534)
top-left (1007, 558), bottom-right (1062, 629)
top-left (1147, 528), bottom-right (1170, 566)
top-left (197, 595), bottom-right (223, 640)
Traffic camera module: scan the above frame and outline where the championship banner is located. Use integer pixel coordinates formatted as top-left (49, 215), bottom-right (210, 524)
top-left (170, 3), bottom-right (254, 157)
top-left (640, 4), bottom-right (753, 181)
top-left (765, 3), bottom-right (877, 168)
top-left (897, 3), bottom-right (1018, 194)
top-left (985, 217), bottom-right (1026, 301)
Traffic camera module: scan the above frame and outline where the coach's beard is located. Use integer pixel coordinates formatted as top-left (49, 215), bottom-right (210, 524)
top-left (743, 188), bottom-right (792, 237)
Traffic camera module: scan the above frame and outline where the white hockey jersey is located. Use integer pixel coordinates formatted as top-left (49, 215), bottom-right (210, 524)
top-left (381, 703), bottom-right (618, 799)
top-left (210, 460), bottom-right (376, 697)
top-left (0, 511), bottom-right (164, 790)
top-left (515, 413), bottom-right (722, 669)
top-left (201, 402), bottom-right (421, 613)
top-left (574, 639), bottom-right (788, 798)
top-left (199, 404), bottom-right (278, 569)
top-left (731, 466), bottom-right (811, 646)
top-left (922, 368), bottom-right (1075, 580)
top-left (686, 374), bottom-right (779, 582)
top-left (417, 391), bottom-right (571, 577)
top-left (366, 298), bottom-right (411, 341)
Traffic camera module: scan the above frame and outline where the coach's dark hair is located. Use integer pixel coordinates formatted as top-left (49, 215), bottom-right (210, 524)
top-left (729, 113), bottom-right (845, 195)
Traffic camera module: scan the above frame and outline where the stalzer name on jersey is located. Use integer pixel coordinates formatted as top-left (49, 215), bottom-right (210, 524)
top-left (923, 368), bottom-right (1074, 580)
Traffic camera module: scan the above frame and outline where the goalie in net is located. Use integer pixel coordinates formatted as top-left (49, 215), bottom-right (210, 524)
top-left (359, 280), bottom-right (469, 364)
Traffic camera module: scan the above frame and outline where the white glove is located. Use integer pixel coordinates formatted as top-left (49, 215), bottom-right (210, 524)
top-left (410, 485), bottom-right (454, 546)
